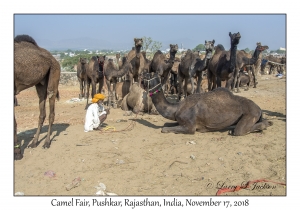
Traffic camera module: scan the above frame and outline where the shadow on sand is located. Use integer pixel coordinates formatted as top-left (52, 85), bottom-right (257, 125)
top-left (17, 123), bottom-right (70, 156)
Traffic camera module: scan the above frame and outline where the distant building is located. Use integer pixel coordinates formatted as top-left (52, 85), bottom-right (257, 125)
top-left (279, 47), bottom-right (286, 51)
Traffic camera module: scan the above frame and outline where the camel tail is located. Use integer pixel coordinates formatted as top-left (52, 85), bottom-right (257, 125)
top-left (56, 90), bottom-right (60, 101)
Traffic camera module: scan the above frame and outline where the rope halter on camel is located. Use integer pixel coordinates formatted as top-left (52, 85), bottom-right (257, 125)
top-left (144, 75), bottom-right (162, 97)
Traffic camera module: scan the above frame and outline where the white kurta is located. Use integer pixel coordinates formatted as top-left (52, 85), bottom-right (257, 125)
top-left (84, 103), bottom-right (106, 132)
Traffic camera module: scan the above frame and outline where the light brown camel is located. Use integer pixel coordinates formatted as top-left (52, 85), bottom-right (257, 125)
top-left (76, 57), bottom-right (88, 99)
top-left (104, 57), bottom-right (131, 108)
top-left (126, 38), bottom-right (145, 88)
top-left (141, 51), bottom-right (151, 73)
top-left (121, 83), bottom-right (158, 115)
top-left (14, 35), bottom-right (60, 160)
top-left (143, 72), bottom-right (273, 135)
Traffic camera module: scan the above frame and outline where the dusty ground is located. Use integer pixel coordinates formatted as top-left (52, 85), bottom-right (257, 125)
top-left (14, 73), bottom-right (286, 196)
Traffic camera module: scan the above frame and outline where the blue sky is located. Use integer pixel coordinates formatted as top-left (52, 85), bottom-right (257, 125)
top-left (14, 14), bottom-right (286, 51)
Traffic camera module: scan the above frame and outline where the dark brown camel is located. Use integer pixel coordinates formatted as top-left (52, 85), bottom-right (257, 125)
top-left (77, 57), bottom-right (88, 99)
top-left (104, 57), bottom-right (130, 108)
top-left (178, 40), bottom-right (215, 100)
top-left (85, 56), bottom-right (103, 108)
top-left (126, 38), bottom-right (145, 88)
top-left (207, 44), bottom-right (225, 91)
top-left (149, 44), bottom-right (178, 90)
top-left (213, 32), bottom-right (242, 92)
top-left (14, 35), bottom-right (60, 160)
top-left (143, 72), bottom-right (273, 135)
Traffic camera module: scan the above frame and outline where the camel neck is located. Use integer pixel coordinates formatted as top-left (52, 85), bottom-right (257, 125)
top-left (149, 86), bottom-right (179, 121)
top-left (229, 45), bottom-right (238, 73)
top-left (135, 46), bottom-right (142, 54)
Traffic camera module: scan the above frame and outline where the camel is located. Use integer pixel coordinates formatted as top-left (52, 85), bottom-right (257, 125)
top-left (149, 44), bottom-right (178, 89)
top-left (141, 51), bottom-right (151, 73)
top-left (143, 72), bottom-right (273, 135)
top-left (261, 55), bottom-right (285, 75)
top-left (121, 83), bottom-right (158, 115)
top-left (14, 35), bottom-right (60, 160)
top-left (76, 57), bottom-right (88, 99)
top-left (232, 43), bottom-right (269, 90)
top-left (126, 38), bottom-right (145, 88)
top-left (104, 57), bottom-right (131, 108)
top-left (227, 71), bottom-right (250, 90)
top-left (115, 53), bottom-right (123, 70)
top-left (85, 56), bottom-right (103, 107)
top-left (208, 32), bottom-right (241, 93)
top-left (115, 80), bottom-right (131, 107)
top-left (166, 57), bottom-right (181, 96)
top-left (178, 40), bottom-right (215, 100)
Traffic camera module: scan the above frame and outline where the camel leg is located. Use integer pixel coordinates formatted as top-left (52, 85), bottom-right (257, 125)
top-left (178, 72), bottom-right (184, 101)
top-left (190, 76), bottom-right (195, 95)
top-left (28, 83), bottom-right (47, 148)
top-left (79, 79), bottom-right (83, 99)
top-left (231, 113), bottom-right (262, 136)
top-left (196, 72), bottom-right (202, 93)
top-left (106, 79), bottom-right (111, 108)
top-left (14, 113), bottom-right (23, 160)
top-left (98, 77), bottom-right (104, 94)
top-left (43, 87), bottom-right (57, 149)
top-left (162, 124), bottom-right (196, 134)
top-left (216, 76), bottom-right (222, 88)
top-left (85, 80), bottom-right (91, 109)
top-left (91, 80), bottom-right (96, 98)
top-left (112, 81), bottom-right (117, 109)
top-left (184, 77), bottom-right (188, 98)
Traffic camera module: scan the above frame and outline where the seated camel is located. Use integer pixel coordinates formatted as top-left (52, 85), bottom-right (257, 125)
top-left (142, 72), bottom-right (273, 136)
top-left (120, 83), bottom-right (158, 115)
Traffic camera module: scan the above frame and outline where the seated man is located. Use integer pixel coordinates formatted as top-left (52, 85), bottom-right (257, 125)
top-left (84, 93), bottom-right (110, 132)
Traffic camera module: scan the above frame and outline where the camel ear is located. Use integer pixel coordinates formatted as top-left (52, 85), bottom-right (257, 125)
top-left (205, 40), bottom-right (207, 44)
top-left (229, 32), bottom-right (232, 36)
top-left (212, 40), bottom-right (215, 44)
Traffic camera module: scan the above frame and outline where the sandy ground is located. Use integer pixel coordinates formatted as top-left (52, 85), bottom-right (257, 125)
top-left (14, 73), bottom-right (286, 196)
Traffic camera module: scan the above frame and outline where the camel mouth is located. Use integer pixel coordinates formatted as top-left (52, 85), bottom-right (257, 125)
top-left (206, 52), bottom-right (213, 59)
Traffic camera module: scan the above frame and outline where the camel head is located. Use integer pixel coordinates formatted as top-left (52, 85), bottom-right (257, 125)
top-left (97, 55), bottom-right (106, 65)
top-left (170, 44), bottom-right (178, 54)
top-left (204, 40), bottom-right (215, 59)
top-left (134, 38), bottom-right (143, 48)
top-left (79, 57), bottom-right (87, 64)
top-left (229, 32), bottom-right (241, 46)
top-left (143, 72), bottom-right (161, 94)
top-left (256, 44), bottom-right (269, 52)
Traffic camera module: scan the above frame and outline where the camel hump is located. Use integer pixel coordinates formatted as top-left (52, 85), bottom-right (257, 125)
top-left (14, 35), bottom-right (38, 46)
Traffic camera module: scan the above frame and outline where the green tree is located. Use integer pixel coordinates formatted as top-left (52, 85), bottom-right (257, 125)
top-left (142, 36), bottom-right (162, 52)
top-left (142, 36), bottom-right (153, 52)
top-left (150, 41), bottom-right (162, 52)
top-left (243, 48), bottom-right (250, 53)
top-left (194, 44), bottom-right (205, 51)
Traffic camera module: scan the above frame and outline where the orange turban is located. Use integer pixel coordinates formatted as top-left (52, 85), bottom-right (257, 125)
top-left (92, 93), bottom-right (105, 103)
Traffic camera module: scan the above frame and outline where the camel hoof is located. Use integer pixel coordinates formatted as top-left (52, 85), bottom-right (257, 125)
top-left (266, 120), bottom-right (274, 127)
top-left (42, 142), bottom-right (51, 149)
top-left (228, 129), bottom-right (234, 135)
top-left (14, 153), bottom-right (23, 160)
top-left (28, 142), bottom-right (37, 148)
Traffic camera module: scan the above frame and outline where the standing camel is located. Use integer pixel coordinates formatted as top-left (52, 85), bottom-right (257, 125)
top-left (126, 38), bottom-right (145, 89)
top-left (77, 57), bottom-right (88, 99)
top-left (14, 35), bottom-right (60, 160)
top-left (178, 40), bottom-right (214, 100)
top-left (85, 56), bottom-right (103, 108)
top-left (214, 32), bottom-right (241, 92)
top-left (104, 58), bottom-right (130, 108)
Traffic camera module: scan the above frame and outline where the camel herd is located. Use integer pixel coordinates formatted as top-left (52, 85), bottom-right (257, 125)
top-left (14, 33), bottom-right (285, 160)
